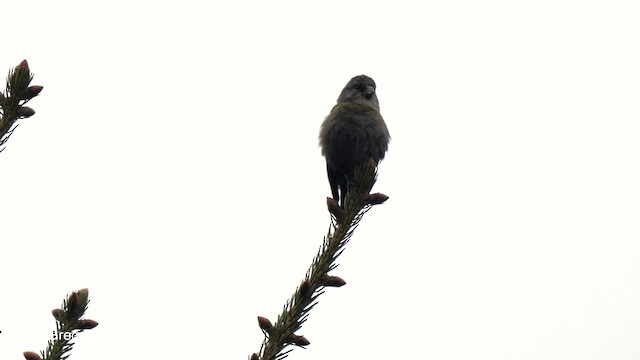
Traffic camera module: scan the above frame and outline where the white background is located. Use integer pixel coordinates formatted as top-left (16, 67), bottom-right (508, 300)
top-left (1, 1), bottom-right (639, 359)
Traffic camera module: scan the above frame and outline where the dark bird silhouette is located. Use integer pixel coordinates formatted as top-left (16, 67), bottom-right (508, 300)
top-left (319, 75), bottom-right (390, 205)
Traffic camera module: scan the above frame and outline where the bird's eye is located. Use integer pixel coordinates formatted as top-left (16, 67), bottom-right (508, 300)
top-left (354, 84), bottom-right (366, 91)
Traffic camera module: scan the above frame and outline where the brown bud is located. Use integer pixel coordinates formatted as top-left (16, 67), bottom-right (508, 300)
top-left (17, 106), bottom-right (35, 118)
top-left (250, 354), bottom-right (260, 360)
top-left (23, 351), bottom-right (42, 360)
top-left (17, 60), bottom-right (30, 71)
top-left (367, 192), bottom-right (389, 205)
top-left (51, 308), bottom-right (63, 320)
top-left (257, 316), bottom-right (273, 335)
top-left (321, 275), bottom-right (346, 287)
top-left (18, 86), bottom-right (44, 100)
top-left (67, 292), bottom-right (79, 312)
top-left (299, 280), bottom-right (311, 298)
top-left (75, 319), bottom-right (99, 330)
top-left (326, 197), bottom-right (343, 220)
top-left (76, 288), bottom-right (89, 301)
top-left (286, 334), bottom-right (310, 346)
top-left (294, 335), bottom-right (310, 346)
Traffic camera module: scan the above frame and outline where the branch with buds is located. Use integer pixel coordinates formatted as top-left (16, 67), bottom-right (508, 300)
top-left (0, 59), bottom-right (43, 152)
top-left (23, 289), bottom-right (98, 360)
top-left (251, 159), bottom-right (388, 360)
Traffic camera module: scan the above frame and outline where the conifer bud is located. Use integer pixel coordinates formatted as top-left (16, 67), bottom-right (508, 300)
top-left (17, 60), bottom-right (29, 71)
top-left (321, 275), bottom-right (346, 287)
top-left (18, 86), bottom-right (43, 100)
top-left (299, 280), bottom-right (311, 298)
top-left (23, 351), bottom-right (42, 360)
top-left (76, 319), bottom-right (99, 330)
top-left (257, 316), bottom-right (273, 335)
top-left (67, 292), bottom-right (79, 313)
top-left (76, 288), bottom-right (89, 301)
top-left (17, 106), bottom-right (35, 118)
top-left (367, 192), bottom-right (389, 205)
top-left (326, 197), bottom-right (343, 220)
top-left (52, 308), bottom-right (63, 320)
top-left (286, 334), bottom-right (310, 346)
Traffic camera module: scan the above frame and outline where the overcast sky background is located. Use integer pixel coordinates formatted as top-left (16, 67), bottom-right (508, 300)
top-left (1, 1), bottom-right (639, 359)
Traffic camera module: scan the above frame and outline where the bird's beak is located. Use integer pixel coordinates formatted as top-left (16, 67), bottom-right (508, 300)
top-left (365, 85), bottom-right (375, 98)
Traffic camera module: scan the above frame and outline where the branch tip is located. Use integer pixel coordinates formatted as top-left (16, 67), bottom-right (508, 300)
top-left (67, 292), bottom-right (79, 313)
top-left (17, 59), bottom-right (29, 70)
top-left (76, 288), bottom-right (89, 301)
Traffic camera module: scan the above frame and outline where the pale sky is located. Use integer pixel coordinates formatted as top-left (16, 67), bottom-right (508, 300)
top-left (1, 1), bottom-right (639, 359)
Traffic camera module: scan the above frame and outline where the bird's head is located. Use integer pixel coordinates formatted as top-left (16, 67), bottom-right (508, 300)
top-left (337, 75), bottom-right (380, 111)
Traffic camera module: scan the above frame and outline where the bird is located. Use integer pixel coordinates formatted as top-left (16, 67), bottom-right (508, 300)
top-left (319, 75), bottom-right (390, 206)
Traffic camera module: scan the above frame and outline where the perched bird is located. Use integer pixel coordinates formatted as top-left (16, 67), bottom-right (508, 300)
top-left (319, 75), bottom-right (390, 205)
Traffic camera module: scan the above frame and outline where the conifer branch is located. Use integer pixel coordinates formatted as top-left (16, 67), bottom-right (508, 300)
top-left (23, 289), bottom-right (98, 360)
top-left (252, 159), bottom-right (388, 360)
top-left (0, 60), bottom-right (43, 153)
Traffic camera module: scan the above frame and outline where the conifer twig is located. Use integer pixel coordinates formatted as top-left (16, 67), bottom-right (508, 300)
top-left (23, 289), bottom-right (98, 360)
top-left (252, 159), bottom-right (388, 360)
top-left (0, 59), bottom-right (43, 153)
